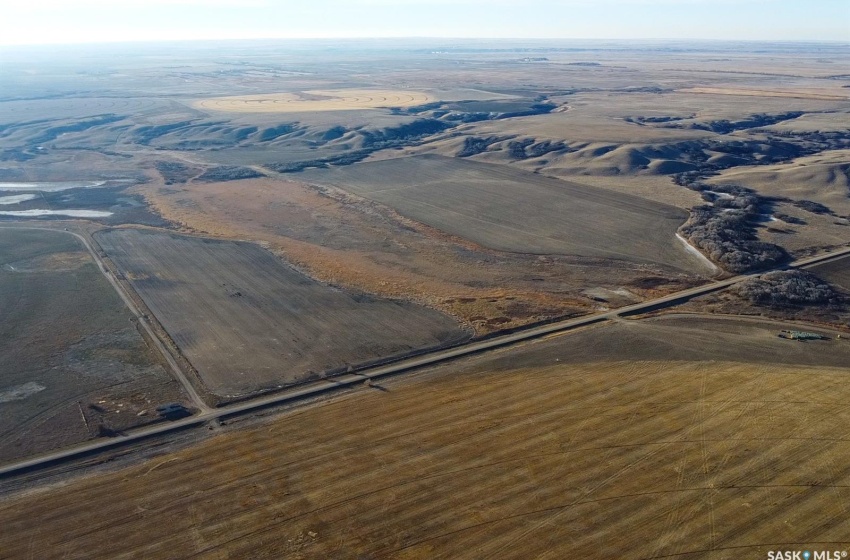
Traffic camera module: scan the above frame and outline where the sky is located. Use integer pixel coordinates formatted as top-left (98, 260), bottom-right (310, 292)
top-left (0, 0), bottom-right (847, 46)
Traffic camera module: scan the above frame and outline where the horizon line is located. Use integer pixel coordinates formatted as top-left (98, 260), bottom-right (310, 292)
top-left (2, 36), bottom-right (849, 48)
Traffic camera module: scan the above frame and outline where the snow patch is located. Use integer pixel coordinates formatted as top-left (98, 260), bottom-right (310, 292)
top-left (0, 194), bottom-right (38, 205)
top-left (0, 209), bottom-right (113, 218)
top-left (0, 382), bottom-right (46, 403)
top-left (676, 233), bottom-right (719, 273)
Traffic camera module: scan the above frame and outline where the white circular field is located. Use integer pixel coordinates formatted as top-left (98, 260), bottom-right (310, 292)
top-left (193, 89), bottom-right (434, 113)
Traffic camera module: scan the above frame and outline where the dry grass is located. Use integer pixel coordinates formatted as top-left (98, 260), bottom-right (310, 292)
top-left (709, 149), bottom-right (850, 216)
top-left (194, 89), bottom-right (434, 113)
top-left (4, 316), bottom-right (850, 559)
top-left (297, 155), bottom-right (705, 272)
top-left (139, 175), bottom-right (698, 334)
top-left (678, 86), bottom-right (850, 101)
top-left (552, 174), bottom-right (704, 209)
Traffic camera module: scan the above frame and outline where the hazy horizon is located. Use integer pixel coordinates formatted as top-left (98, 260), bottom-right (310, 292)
top-left (1, 0), bottom-right (847, 46)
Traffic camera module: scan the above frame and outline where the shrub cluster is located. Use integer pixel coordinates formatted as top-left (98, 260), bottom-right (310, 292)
top-left (508, 139), bottom-right (568, 159)
top-left (154, 161), bottom-right (195, 184)
top-left (321, 126), bottom-right (346, 141)
top-left (195, 166), bottom-right (264, 182)
top-left (361, 119), bottom-right (449, 148)
top-left (773, 213), bottom-right (806, 225)
top-left (266, 150), bottom-right (373, 173)
top-left (457, 136), bottom-right (503, 157)
top-left (792, 199), bottom-right (833, 215)
top-left (259, 124), bottom-right (296, 142)
top-left (134, 120), bottom-right (195, 145)
top-left (734, 270), bottom-right (841, 308)
top-left (679, 186), bottom-right (786, 273)
top-left (687, 111), bottom-right (804, 134)
top-left (508, 138), bottom-right (534, 159)
top-left (499, 102), bottom-right (556, 119)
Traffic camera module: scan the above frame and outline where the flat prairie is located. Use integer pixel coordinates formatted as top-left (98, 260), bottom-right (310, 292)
top-left (3, 316), bottom-right (850, 559)
top-left (95, 228), bottom-right (468, 397)
top-left (298, 155), bottom-right (710, 272)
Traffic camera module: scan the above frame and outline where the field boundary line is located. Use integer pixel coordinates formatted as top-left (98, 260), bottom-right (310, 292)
top-left (0, 227), bottom-right (848, 479)
top-left (0, 225), bottom-right (213, 414)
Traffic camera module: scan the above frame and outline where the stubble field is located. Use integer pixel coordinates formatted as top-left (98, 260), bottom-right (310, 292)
top-left (808, 254), bottom-right (850, 292)
top-left (298, 155), bottom-right (710, 272)
top-left (95, 228), bottom-right (469, 398)
top-left (194, 89), bottom-right (434, 113)
top-left (0, 227), bottom-right (183, 462)
top-left (3, 316), bottom-right (850, 559)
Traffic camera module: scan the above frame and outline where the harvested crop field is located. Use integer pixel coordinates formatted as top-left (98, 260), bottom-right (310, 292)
top-left (299, 155), bottom-right (709, 272)
top-left (4, 316), bottom-right (850, 559)
top-left (95, 229), bottom-right (468, 397)
top-left (0, 227), bottom-right (182, 462)
top-left (808, 254), bottom-right (850, 292)
top-left (194, 89), bottom-right (433, 113)
top-left (678, 86), bottom-right (850, 101)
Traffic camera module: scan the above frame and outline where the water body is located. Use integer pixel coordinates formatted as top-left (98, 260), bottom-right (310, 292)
top-left (0, 181), bottom-right (107, 192)
top-left (0, 209), bottom-right (113, 218)
top-left (0, 194), bottom-right (38, 205)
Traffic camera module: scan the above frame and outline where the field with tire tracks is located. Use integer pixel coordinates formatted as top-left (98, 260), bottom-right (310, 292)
top-left (3, 316), bottom-right (850, 559)
top-left (95, 228), bottom-right (468, 398)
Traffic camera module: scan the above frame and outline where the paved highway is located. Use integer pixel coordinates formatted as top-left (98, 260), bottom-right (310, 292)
top-left (1, 240), bottom-right (849, 479)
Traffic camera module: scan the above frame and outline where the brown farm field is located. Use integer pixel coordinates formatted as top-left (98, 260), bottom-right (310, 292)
top-left (677, 86), bottom-right (850, 101)
top-left (95, 228), bottom-right (469, 398)
top-left (4, 316), bottom-right (850, 559)
top-left (3, 44), bottom-right (850, 552)
top-left (298, 155), bottom-right (711, 272)
top-left (809, 254), bottom-right (850, 292)
top-left (0, 227), bottom-right (183, 462)
top-left (194, 89), bottom-right (434, 113)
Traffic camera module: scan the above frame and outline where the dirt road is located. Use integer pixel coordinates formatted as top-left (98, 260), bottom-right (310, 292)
top-left (0, 225), bottom-right (212, 414)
